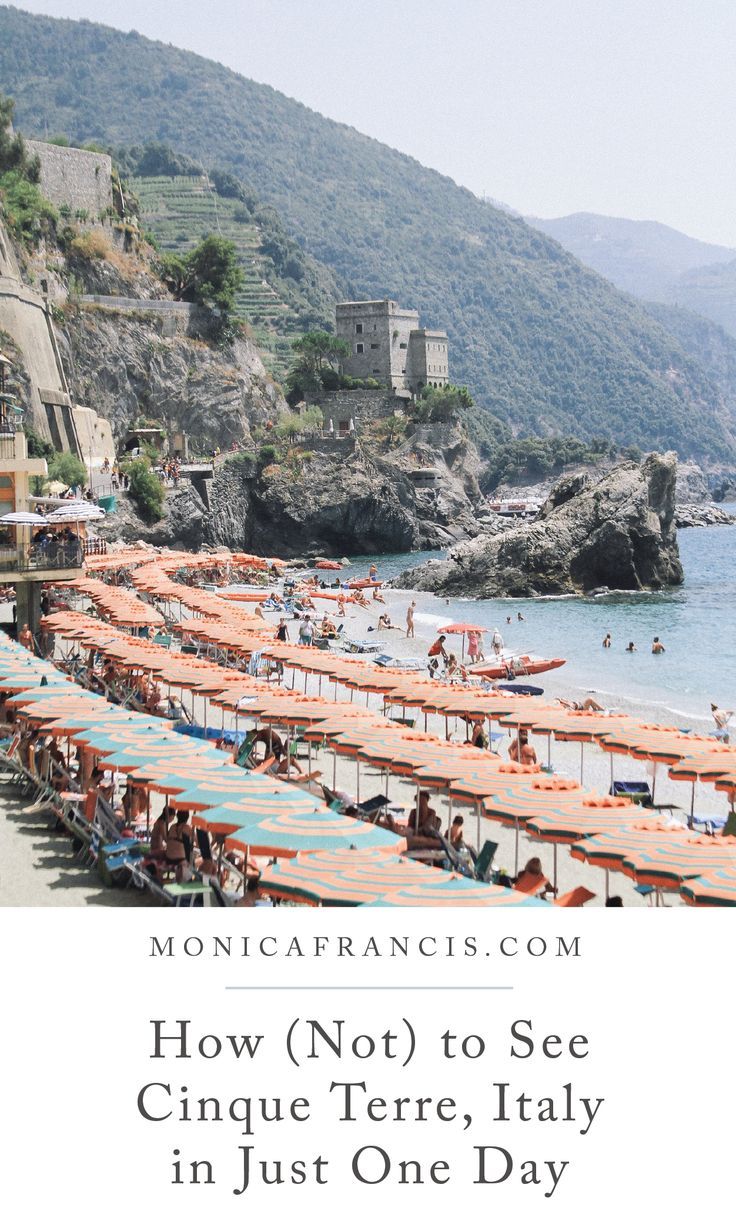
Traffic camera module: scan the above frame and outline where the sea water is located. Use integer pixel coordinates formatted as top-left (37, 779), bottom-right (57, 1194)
top-left (331, 512), bottom-right (736, 726)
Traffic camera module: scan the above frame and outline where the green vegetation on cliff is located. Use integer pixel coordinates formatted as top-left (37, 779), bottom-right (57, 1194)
top-left (1, 8), bottom-right (735, 459)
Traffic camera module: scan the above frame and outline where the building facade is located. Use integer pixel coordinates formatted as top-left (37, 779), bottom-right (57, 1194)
top-left (336, 299), bottom-right (449, 396)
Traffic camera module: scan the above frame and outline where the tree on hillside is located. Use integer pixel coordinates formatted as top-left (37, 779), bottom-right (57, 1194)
top-left (0, 93), bottom-right (38, 180)
top-left (157, 234), bottom-right (243, 336)
top-left (414, 384), bottom-right (474, 423)
top-left (285, 330), bottom-right (349, 403)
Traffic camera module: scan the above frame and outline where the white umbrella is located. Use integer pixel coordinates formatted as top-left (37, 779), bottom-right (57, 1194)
top-left (48, 507), bottom-right (105, 523)
top-left (0, 511), bottom-right (49, 525)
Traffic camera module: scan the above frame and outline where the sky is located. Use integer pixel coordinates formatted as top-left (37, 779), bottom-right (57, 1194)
top-left (13, 0), bottom-right (736, 247)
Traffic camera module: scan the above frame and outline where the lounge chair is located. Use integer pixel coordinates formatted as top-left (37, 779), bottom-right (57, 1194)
top-left (473, 840), bottom-right (498, 882)
top-left (554, 886), bottom-right (596, 907)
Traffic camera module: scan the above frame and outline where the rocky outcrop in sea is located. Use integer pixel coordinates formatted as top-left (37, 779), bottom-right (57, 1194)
top-left (675, 503), bottom-right (736, 528)
top-left (391, 452), bottom-right (684, 597)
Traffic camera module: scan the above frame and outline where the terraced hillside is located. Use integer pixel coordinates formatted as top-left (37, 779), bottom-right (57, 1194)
top-left (131, 173), bottom-right (335, 379)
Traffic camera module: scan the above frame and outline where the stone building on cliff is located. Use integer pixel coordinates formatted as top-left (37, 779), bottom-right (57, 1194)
top-left (336, 299), bottom-right (449, 397)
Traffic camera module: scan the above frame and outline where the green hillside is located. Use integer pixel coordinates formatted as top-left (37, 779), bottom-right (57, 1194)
top-left (128, 168), bottom-right (336, 379)
top-left (1, 5), bottom-right (735, 459)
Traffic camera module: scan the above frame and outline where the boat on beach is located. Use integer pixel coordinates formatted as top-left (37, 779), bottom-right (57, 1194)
top-left (469, 651), bottom-right (566, 679)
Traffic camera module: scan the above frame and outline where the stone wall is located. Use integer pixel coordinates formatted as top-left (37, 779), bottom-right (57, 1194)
top-left (79, 296), bottom-right (201, 337)
top-left (318, 389), bottom-right (403, 431)
top-left (26, 141), bottom-right (113, 221)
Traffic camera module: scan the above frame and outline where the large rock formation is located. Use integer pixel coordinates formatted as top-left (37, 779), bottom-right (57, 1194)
top-left (393, 453), bottom-right (684, 597)
top-left (208, 419), bottom-right (484, 556)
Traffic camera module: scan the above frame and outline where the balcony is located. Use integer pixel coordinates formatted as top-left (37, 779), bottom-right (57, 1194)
top-left (0, 542), bottom-right (84, 575)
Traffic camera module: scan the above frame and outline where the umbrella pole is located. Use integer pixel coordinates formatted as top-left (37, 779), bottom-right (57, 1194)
top-left (547, 733), bottom-right (552, 771)
top-left (610, 752), bottom-right (614, 790)
top-left (514, 818), bottom-right (519, 878)
top-left (652, 761), bottom-right (657, 805)
top-left (580, 742), bottom-right (584, 784)
top-left (605, 868), bottom-right (609, 900)
top-left (356, 759), bottom-right (360, 803)
top-left (445, 716), bottom-right (449, 740)
top-left (318, 675), bottom-right (322, 697)
top-left (690, 780), bottom-right (695, 824)
top-left (415, 783), bottom-right (420, 834)
top-left (553, 843), bottom-right (558, 893)
top-left (476, 803), bottom-right (480, 853)
top-left (333, 750), bottom-right (337, 790)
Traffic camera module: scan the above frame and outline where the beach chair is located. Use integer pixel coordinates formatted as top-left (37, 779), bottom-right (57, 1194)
top-left (473, 840), bottom-right (498, 883)
top-left (689, 814), bottom-right (728, 835)
top-left (554, 886), bottom-right (596, 907)
top-left (322, 784), bottom-right (348, 811)
top-left (356, 794), bottom-right (391, 820)
top-left (513, 870), bottom-right (548, 895)
top-left (235, 730), bottom-right (259, 768)
top-left (611, 780), bottom-right (652, 806)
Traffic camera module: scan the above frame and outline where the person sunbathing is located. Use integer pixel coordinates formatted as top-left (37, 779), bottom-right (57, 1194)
top-left (377, 613), bottom-right (395, 631)
top-left (557, 697), bottom-right (605, 712)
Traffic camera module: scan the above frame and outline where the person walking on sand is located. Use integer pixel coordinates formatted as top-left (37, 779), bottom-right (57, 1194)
top-left (491, 627), bottom-right (504, 654)
top-left (19, 623), bottom-right (34, 652)
top-left (602, 633), bottom-right (612, 648)
top-left (711, 703), bottom-right (734, 742)
top-left (406, 600), bottom-right (416, 638)
top-left (652, 637), bottom-right (665, 654)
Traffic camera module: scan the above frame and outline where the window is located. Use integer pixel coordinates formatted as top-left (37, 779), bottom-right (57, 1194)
top-left (356, 323), bottom-right (363, 334)
top-left (399, 342), bottom-right (407, 349)
top-left (356, 343), bottom-right (364, 354)
top-left (370, 343), bottom-right (379, 350)
top-left (372, 368), bottom-right (380, 374)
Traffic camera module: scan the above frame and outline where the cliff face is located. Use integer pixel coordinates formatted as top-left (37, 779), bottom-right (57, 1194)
top-left (393, 453), bottom-right (684, 597)
top-left (208, 417), bottom-right (484, 556)
top-left (58, 304), bottom-right (284, 448)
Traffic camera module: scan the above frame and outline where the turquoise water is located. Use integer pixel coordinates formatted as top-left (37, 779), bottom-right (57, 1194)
top-left (330, 513), bottom-right (736, 724)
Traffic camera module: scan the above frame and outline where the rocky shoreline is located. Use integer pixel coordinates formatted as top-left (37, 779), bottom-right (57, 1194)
top-left (390, 453), bottom-right (683, 599)
top-left (675, 503), bottom-right (736, 528)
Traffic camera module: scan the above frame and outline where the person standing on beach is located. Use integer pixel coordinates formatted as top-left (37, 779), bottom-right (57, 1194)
top-left (491, 627), bottom-right (504, 654)
top-left (406, 601), bottom-right (416, 638)
top-left (19, 623), bottom-right (34, 652)
top-left (711, 703), bottom-right (734, 742)
top-left (467, 629), bottom-right (480, 663)
top-left (476, 631), bottom-right (486, 661)
top-left (602, 633), bottom-right (612, 648)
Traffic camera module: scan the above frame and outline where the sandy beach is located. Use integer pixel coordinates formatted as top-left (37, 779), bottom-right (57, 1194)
top-left (0, 572), bottom-right (728, 908)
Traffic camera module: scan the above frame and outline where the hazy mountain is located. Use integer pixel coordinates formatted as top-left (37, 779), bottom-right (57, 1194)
top-left (529, 208), bottom-right (736, 364)
top-left (642, 300), bottom-right (736, 423)
top-left (673, 259), bottom-right (736, 340)
top-left (527, 212), bottom-right (736, 301)
top-left (1, 5), bottom-right (735, 460)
